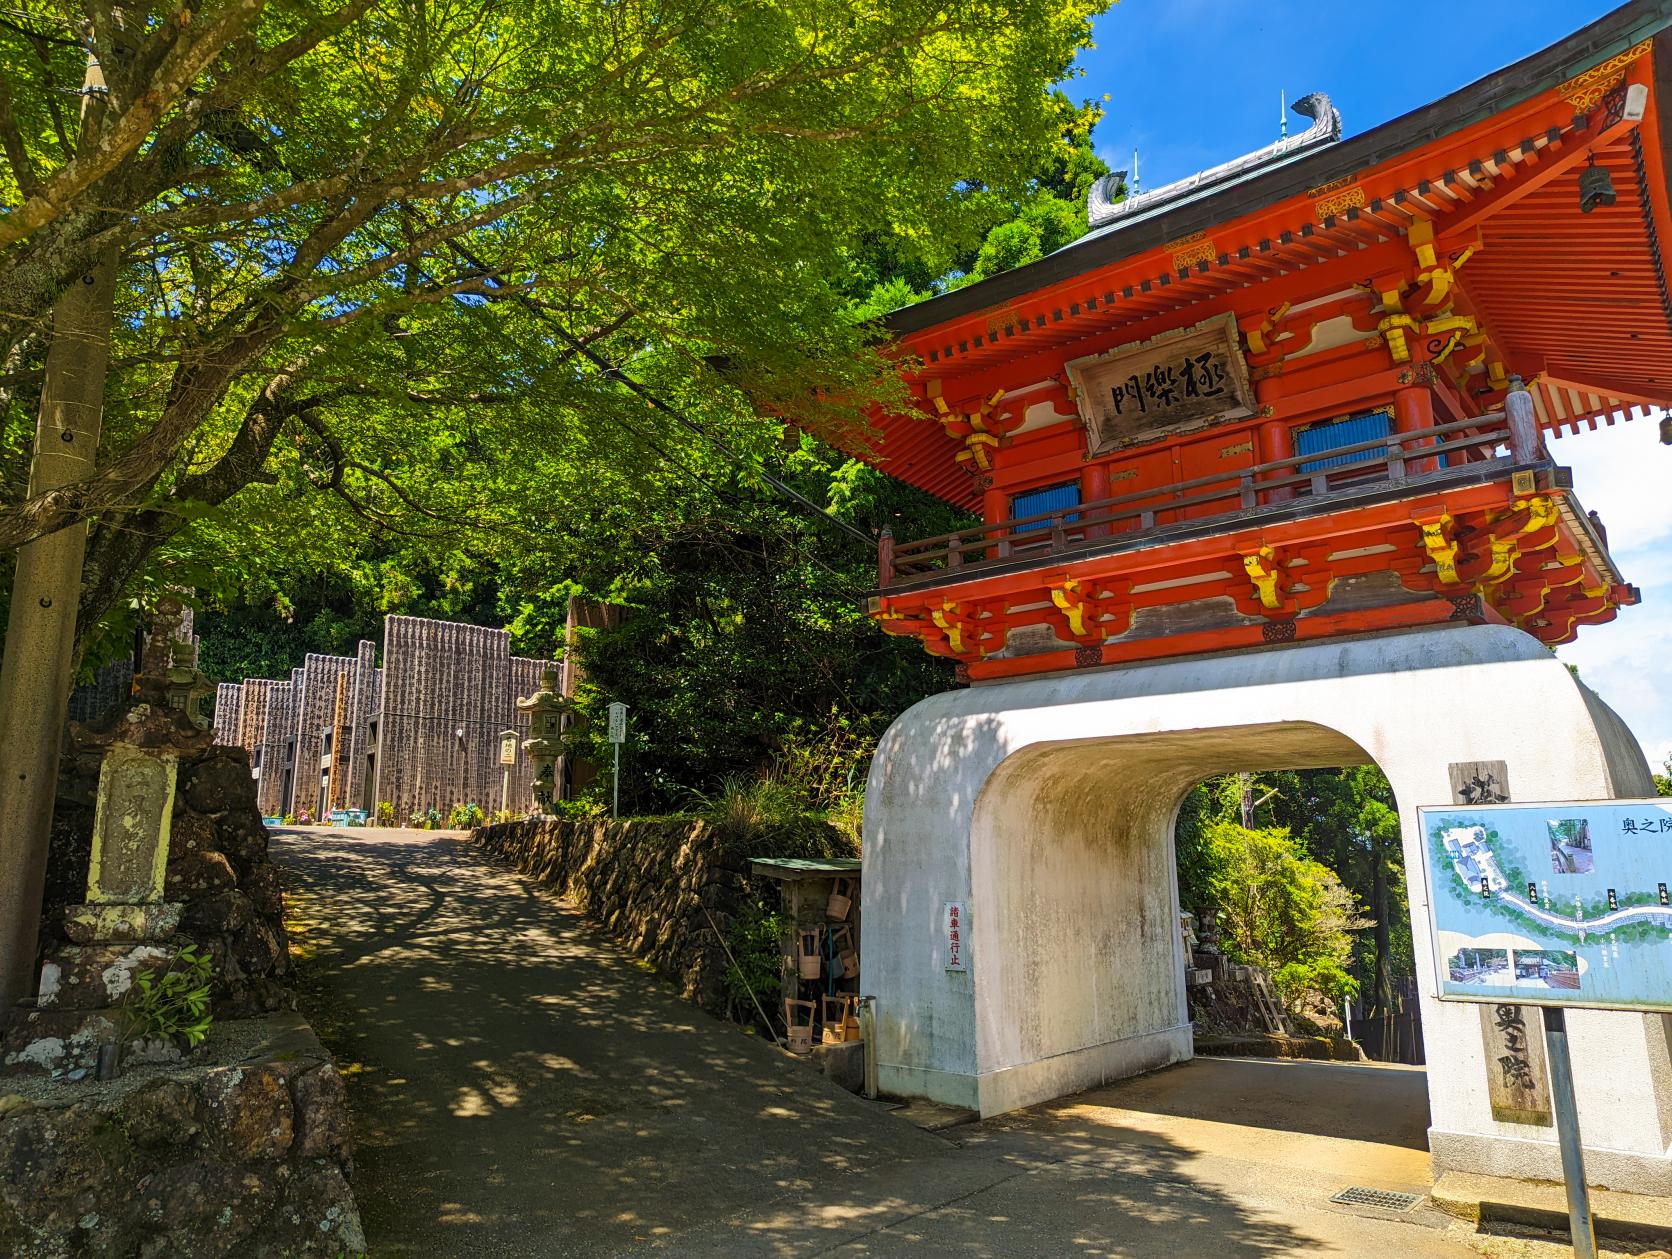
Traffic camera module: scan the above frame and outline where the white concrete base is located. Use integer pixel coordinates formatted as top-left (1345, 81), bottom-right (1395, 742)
top-left (878, 1023), bottom-right (1192, 1115)
top-left (862, 624), bottom-right (1671, 1192)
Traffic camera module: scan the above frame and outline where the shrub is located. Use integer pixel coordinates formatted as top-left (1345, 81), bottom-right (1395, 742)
top-left (122, 945), bottom-right (214, 1048)
top-left (694, 774), bottom-right (805, 839)
top-left (281, 813), bottom-right (297, 826)
top-left (826, 788), bottom-right (865, 849)
top-left (722, 903), bottom-right (787, 1027)
top-left (448, 802), bottom-right (485, 830)
top-left (296, 810), bottom-right (313, 825)
top-left (376, 801), bottom-right (395, 826)
top-left (552, 797), bottom-right (606, 821)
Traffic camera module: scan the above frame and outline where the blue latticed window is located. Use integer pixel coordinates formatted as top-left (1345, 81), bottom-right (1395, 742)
top-left (1010, 481), bottom-right (1080, 533)
top-left (1295, 410), bottom-right (1392, 472)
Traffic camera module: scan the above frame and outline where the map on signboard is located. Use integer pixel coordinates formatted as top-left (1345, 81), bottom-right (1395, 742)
top-left (1417, 799), bottom-right (1672, 1013)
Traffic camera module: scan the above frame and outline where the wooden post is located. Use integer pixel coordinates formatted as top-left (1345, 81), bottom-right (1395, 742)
top-left (327, 671), bottom-right (350, 812)
top-left (984, 484), bottom-right (1011, 558)
top-left (1394, 386), bottom-right (1437, 476)
top-left (0, 243), bottom-right (119, 1011)
top-left (1448, 760), bottom-right (1554, 1127)
top-left (1505, 376), bottom-right (1543, 464)
top-left (1257, 419), bottom-right (1293, 504)
top-left (1081, 463), bottom-right (1110, 539)
top-left (876, 527), bottom-right (895, 588)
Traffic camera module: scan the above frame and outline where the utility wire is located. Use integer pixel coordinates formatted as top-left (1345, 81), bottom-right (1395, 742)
top-left (450, 243), bottom-right (877, 550)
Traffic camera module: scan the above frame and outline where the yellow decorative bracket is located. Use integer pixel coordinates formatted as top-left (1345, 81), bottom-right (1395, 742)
top-left (1241, 547), bottom-right (1287, 610)
top-left (1517, 495), bottom-right (1558, 534)
top-left (1050, 579), bottom-right (1101, 641)
top-left (929, 601), bottom-right (969, 655)
top-left (1419, 516), bottom-right (1461, 584)
top-left (1246, 301), bottom-right (1293, 356)
top-left (1479, 538), bottom-right (1519, 587)
top-left (927, 380), bottom-right (1012, 474)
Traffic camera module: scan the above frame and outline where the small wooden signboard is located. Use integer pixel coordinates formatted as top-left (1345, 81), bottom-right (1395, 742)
top-left (1064, 312), bottom-right (1257, 453)
top-left (1478, 1001), bottom-right (1554, 1126)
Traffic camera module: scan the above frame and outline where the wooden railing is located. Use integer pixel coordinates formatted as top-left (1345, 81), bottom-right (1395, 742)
top-left (879, 415), bottom-right (1533, 588)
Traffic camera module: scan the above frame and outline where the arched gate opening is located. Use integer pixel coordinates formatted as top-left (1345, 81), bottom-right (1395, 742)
top-left (862, 625), bottom-right (1672, 1193)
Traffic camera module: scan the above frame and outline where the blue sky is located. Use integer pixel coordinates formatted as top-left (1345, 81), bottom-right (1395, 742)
top-left (1078, 1), bottom-right (1628, 194)
top-left (1075, 1), bottom-right (1672, 772)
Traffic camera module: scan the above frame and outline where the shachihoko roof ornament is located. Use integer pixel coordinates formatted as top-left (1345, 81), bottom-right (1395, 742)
top-left (1087, 92), bottom-right (1342, 229)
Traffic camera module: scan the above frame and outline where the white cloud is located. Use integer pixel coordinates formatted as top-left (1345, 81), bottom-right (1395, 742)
top-left (1551, 417), bottom-right (1672, 772)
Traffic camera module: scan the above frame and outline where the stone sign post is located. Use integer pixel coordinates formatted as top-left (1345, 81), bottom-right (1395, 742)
top-left (1446, 759), bottom-right (1554, 1127)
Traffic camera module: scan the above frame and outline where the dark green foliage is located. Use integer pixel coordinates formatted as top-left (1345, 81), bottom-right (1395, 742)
top-left (123, 945), bottom-right (214, 1048)
top-left (1177, 767), bottom-right (1412, 1014)
top-left (722, 903), bottom-right (789, 1015)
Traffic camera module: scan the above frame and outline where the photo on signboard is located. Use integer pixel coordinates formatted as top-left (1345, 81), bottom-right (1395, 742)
top-left (1547, 818), bottom-right (1594, 875)
top-left (1513, 949), bottom-right (1581, 991)
top-left (1447, 947), bottom-right (1511, 986)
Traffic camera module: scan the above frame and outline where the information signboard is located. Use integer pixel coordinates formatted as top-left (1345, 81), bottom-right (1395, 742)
top-left (607, 702), bottom-right (628, 744)
top-left (1417, 798), bottom-right (1672, 1013)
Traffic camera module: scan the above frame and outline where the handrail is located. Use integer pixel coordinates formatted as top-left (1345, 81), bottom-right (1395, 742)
top-left (895, 414), bottom-right (1509, 558)
top-left (880, 415), bottom-right (1532, 586)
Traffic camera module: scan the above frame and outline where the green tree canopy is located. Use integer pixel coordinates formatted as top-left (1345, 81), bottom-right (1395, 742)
top-left (2, 0), bottom-right (1110, 660)
top-left (1197, 816), bottom-right (1367, 1007)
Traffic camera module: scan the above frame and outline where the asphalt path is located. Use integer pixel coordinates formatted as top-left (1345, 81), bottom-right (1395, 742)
top-left (275, 826), bottom-right (1493, 1258)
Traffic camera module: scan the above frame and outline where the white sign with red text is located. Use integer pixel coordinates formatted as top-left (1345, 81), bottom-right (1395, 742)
top-left (943, 900), bottom-right (967, 972)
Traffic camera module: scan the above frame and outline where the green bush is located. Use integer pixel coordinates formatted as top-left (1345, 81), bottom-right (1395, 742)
top-left (376, 801), bottom-right (395, 826)
top-left (552, 797), bottom-right (606, 820)
top-left (692, 774), bottom-right (857, 862)
top-left (722, 903), bottom-right (787, 1024)
top-left (123, 945), bottom-right (214, 1048)
top-left (448, 801), bottom-right (485, 829)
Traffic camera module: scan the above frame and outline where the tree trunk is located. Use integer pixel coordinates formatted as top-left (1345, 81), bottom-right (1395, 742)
top-left (1369, 839), bottom-right (1394, 1059)
top-left (0, 41), bottom-right (118, 1012)
top-left (0, 244), bottom-right (118, 1009)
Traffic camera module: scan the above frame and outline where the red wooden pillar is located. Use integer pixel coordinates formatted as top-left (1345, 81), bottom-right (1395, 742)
top-left (983, 484), bottom-right (1009, 558)
top-left (1081, 462), bottom-right (1110, 539)
top-left (1394, 386), bottom-right (1437, 475)
top-left (1258, 419), bottom-right (1293, 504)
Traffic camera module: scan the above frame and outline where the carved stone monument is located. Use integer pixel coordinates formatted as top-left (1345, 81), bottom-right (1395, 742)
top-left (2, 607), bottom-right (216, 1075)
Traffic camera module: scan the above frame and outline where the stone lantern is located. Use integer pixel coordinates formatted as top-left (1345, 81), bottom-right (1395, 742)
top-left (515, 666), bottom-right (569, 816)
top-left (164, 639), bottom-right (216, 731)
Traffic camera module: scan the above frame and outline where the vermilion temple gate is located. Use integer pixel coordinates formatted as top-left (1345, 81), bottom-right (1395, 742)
top-left (855, 5), bottom-right (1672, 1195)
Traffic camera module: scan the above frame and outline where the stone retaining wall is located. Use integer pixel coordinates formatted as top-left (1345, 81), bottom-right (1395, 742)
top-left (0, 1012), bottom-right (363, 1258)
top-left (472, 817), bottom-right (854, 1015)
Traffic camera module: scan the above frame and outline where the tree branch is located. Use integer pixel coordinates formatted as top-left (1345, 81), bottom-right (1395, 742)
top-left (0, 0), bottom-right (270, 248)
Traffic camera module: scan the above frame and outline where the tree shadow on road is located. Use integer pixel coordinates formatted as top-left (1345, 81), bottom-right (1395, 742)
top-left (275, 830), bottom-right (1342, 1258)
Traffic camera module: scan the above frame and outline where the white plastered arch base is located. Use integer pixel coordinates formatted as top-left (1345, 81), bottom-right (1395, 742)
top-left (862, 624), bottom-right (1672, 1193)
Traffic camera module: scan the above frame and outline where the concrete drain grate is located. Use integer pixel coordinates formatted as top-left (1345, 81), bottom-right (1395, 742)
top-left (1329, 1186), bottom-right (1422, 1212)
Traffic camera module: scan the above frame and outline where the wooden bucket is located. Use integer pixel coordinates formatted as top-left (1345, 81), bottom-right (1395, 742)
top-left (826, 877), bottom-right (855, 921)
top-left (785, 998), bottom-right (816, 1053)
top-left (796, 929), bottom-right (823, 980)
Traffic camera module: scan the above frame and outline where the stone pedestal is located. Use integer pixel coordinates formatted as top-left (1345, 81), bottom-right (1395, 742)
top-left (862, 624), bottom-right (1672, 1194)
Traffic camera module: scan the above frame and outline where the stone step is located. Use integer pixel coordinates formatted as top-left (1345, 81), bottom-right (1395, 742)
top-left (1430, 1170), bottom-right (1672, 1246)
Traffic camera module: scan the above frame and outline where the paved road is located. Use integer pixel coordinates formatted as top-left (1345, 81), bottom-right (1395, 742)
top-left (276, 827), bottom-right (1493, 1258)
